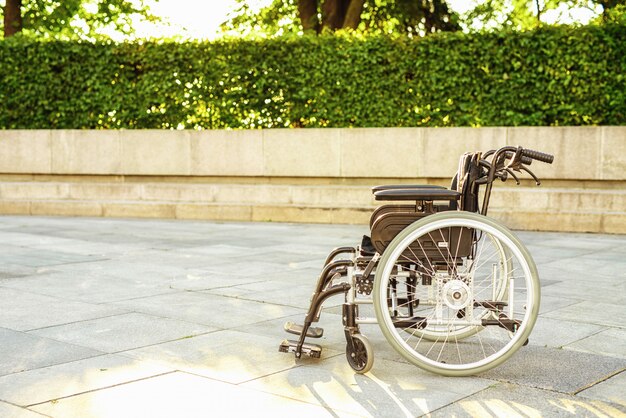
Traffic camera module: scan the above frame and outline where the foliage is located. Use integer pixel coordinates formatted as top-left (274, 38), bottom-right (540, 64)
top-left (596, 3), bottom-right (626, 24)
top-left (222, 0), bottom-right (460, 37)
top-left (1, 24), bottom-right (625, 129)
top-left (459, 0), bottom-right (626, 31)
top-left (224, 0), bottom-right (626, 36)
top-left (1, 0), bottom-right (158, 40)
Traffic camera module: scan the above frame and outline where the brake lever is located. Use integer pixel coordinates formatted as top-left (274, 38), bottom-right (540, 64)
top-left (505, 168), bottom-right (520, 185)
top-left (520, 166), bottom-right (541, 185)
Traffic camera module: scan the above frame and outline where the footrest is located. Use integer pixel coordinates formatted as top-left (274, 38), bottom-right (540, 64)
top-left (474, 301), bottom-right (508, 310)
top-left (279, 339), bottom-right (322, 358)
top-left (284, 321), bottom-right (324, 338)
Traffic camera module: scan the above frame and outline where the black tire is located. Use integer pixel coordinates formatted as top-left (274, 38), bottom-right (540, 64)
top-left (346, 334), bottom-right (374, 374)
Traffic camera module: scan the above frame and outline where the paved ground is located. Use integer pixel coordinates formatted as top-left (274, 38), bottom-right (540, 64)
top-left (0, 215), bottom-right (624, 418)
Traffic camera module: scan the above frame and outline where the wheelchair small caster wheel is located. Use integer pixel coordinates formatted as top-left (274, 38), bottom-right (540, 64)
top-left (346, 334), bottom-right (374, 374)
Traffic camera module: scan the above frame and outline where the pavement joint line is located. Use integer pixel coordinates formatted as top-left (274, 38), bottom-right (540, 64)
top-left (573, 367), bottom-right (626, 396)
top-left (20, 312), bottom-right (134, 333)
top-left (561, 327), bottom-right (614, 350)
top-left (23, 370), bottom-right (179, 408)
top-left (173, 278), bottom-right (270, 292)
top-left (21, 324), bottom-right (220, 356)
top-left (201, 291), bottom-right (313, 310)
top-left (419, 382), bottom-right (497, 417)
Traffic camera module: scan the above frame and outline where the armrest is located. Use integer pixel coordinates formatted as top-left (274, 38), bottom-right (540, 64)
top-left (372, 184), bottom-right (445, 193)
top-left (374, 188), bottom-right (461, 201)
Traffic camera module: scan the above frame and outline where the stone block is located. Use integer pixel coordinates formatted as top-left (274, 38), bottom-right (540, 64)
top-left (69, 183), bottom-right (141, 201)
top-left (251, 205), bottom-right (333, 223)
top-left (120, 130), bottom-right (191, 175)
top-left (213, 184), bottom-right (292, 205)
top-left (0, 182), bottom-right (70, 200)
top-left (340, 128), bottom-right (423, 178)
top-left (330, 207), bottom-right (370, 224)
top-left (291, 185), bottom-right (374, 207)
top-left (507, 126), bottom-right (601, 180)
top-left (601, 126), bottom-right (626, 180)
top-left (0, 200), bottom-right (30, 215)
top-left (263, 129), bottom-right (341, 177)
top-left (488, 187), bottom-right (550, 210)
top-left (421, 127), bottom-right (507, 178)
top-left (30, 200), bottom-right (103, 217)
top-left (0, 130), bottom-right (51, 174)
top-left (142, 184), bottom-right (215, 202)
top-left (176, 203), bottom-right (252, 221)
top-left (490, 210), bottom-right (603, 233)
top-left (190, 130), bottom-right (264, 176)
top-left (602, 212), bottom-right (626, 234)
top-left (50, 130), bottom-right (121, 175)
top-left (102, 202), bottom-right (176, 218)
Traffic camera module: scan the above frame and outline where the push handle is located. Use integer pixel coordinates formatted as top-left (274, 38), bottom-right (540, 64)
top-left (505, 151), bottom-right (533, 166)
top-left (521, 149), bottom-right (554, 164)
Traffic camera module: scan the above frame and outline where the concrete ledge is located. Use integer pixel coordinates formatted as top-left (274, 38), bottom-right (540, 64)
top-left (0, 127), bottom-right (624, 233)
top-left (1, 127), bottom-right (624, 180)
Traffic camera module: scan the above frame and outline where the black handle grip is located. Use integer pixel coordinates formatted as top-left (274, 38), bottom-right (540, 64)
top-left (522, 149), bottom-right (554, 164)
top-left (504, 151), bottom-right (533, 165)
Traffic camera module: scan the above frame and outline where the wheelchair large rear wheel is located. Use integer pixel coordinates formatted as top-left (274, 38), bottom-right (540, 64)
top-left (373, 212), bottom-right (540, 376)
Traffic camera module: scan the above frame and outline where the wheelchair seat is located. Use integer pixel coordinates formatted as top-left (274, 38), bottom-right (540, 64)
top-left (367, 153), bottom-right (481, 255)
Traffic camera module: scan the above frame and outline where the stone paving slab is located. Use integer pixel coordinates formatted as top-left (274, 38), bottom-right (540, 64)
top-left (543, 300), bottom-right (626, 328)
top-left (123, 329), bottom-right (329, 385)
top-left (0, 287), bottom-right (128, 331)
top-left (204, 278), bottom-right (339, 308)
top-left (0, 354), bottom-right (172, 407)
top-left (0, 401), bottom-right (46, 418)
top-left (242, 355), bottom-right (493, 417)
top-left (31, 372), bottom-right (362, 418)
top-left (28, 313), bottom-right (214, 353)
top-left (566, 328), bottom-right (626, 359)
top-left (0, 328), bottom-right (102, 376)
top-left (0, 246), bottom-right (105, 268)
top-left (481, 346), bottom-right (626, 394)
top-left (0, 215), bottom-right (625, 418)
top-left (527, 316), bottom-right (607, 349)
top-left (578, 371), bottom-right (626, 407)
top-left (110, 291), bottom-right (305, 329)
top-left (429, 383), bottom-right (626, 417)
top-left (1, 271), bottom-right (180, 304)
top-left (166, 269), bottom-right (273, 291)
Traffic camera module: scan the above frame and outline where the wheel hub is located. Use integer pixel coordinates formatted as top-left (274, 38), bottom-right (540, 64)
top-left (442, 280), bottom-right (471, 310)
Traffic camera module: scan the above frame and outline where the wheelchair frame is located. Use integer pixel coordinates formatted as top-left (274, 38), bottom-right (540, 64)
top-left (279, 145), bottom-right (554, 376)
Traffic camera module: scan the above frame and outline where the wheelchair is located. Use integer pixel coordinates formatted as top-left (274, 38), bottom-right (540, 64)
top-left (279, 145), bottom-right (554, 376)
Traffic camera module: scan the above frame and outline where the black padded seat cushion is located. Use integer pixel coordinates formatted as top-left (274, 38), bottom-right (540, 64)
top-left (373, 188), bottom-right (461, 201)
top-left (371, 184), bottom-right (445, 193)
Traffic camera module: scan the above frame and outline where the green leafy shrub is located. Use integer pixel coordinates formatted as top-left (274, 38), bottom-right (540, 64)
top-left (1, 25), bottom-right (624, 129)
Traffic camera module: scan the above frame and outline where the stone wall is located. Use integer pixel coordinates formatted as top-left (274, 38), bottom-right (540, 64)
top-left (0, 127), bottom-right (624, 233)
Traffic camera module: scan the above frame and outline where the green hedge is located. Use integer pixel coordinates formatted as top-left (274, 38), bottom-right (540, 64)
top-left (1, 25), bottom-right (625, 129)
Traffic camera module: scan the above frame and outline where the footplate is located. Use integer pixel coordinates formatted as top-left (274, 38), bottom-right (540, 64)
top-left (284, 321), bottom-right (324, 338)
top-left (279, 339), bottom-right (322, 358)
